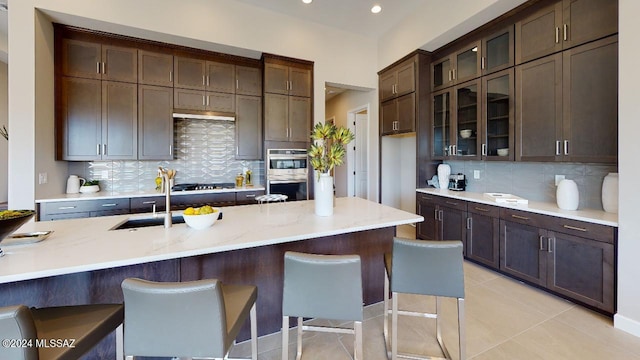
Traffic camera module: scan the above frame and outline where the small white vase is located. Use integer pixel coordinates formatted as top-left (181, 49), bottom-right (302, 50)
top-left (437, 164), bottom-right (451, 189)
top-left (601, 172), bottom-right (618, 213)
top-left (557, 179), bottom-right (579, 210)
top-left (315, 173), bottom-right (334, 216)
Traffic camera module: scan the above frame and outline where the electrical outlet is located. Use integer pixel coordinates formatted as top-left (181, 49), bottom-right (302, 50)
top-left (474, 170), bottom-right (480, 179)
top-left (555, 174), bottom-right (565, 186)
top-left (38, 172), bottom-right (48, 184)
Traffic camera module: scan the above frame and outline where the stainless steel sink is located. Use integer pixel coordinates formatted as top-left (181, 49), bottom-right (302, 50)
top-left (111, 215), bottom-right (185, 230)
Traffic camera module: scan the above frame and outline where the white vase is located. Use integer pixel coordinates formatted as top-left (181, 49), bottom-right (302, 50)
top-left (601, 172), bottom-right (618, 213)
top-left (315, 173), bottom-right (334, 216)
top-left (437, 164), bottom-right (451, 189)
top-left (557, 179), bottom-right (579, 210)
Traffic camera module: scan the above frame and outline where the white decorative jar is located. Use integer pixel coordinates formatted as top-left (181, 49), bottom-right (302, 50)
top-left (601, 172), bottom-right (618, 213)
top-left (315, 173), bottom-right (334, 216)
top-left (437, 164), bottom-right (451, 189)
top-left (556, 179), bottom-right (579, 210)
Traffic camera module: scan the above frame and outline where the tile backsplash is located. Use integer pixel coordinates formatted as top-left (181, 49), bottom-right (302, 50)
top-left (442, 160), bottom-right (617, 210)
top-left (68, 120), bottom-right (264, 193)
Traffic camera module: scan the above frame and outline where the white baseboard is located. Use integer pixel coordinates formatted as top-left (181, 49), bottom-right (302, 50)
top-left (614, 313), bottom-right (640, 337)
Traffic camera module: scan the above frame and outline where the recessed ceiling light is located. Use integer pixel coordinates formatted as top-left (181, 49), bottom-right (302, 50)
top-left (302, 0), bottom-right (312, 4)
top-left (371, 5), bottom-right (382, 14)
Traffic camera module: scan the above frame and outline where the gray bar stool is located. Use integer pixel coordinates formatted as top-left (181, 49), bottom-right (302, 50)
top-left (383, 238), bottom-right (466, 360)
top-left (121, 278), bottom-right (257, 360)
top-left (282, 251), bottom-right (363, 360)
top-left (0, 303), bottom-right (124, 360)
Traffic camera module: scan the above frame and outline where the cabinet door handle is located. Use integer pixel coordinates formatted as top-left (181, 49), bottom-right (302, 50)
top-left (466, 217), bottom-right (472, 230)
top-left (482, 143), bottom-right (487, 156)
top-left (169, 71), bottom-right (173, 82)
top-left (555, 27), bottom-right (560, 43)
top-left (96, 62), bottom-right (100, 74)
top-left (563, 24), bottom-right (568, 41)
top-left (101, 203), bottom-right (118, 207)
top-left (102, 62), bottom-right (106, 74)
top-left (203, 75), bottom-right (206, 86)
top-left (202, 95), bottom-right (206, 106)
top-left (481, 56), bottom-right (485, 70)
top-left (58, 206), bottom-right (77, 210)
top-left (555, 140), bottom-right (561, 155)
top-left (563, 224), bottom-right (587, 232)
top-left (452, 68), bottom-right (456, 80)
top-left (438, 210), bottom-right (443, 221)
top-left (511, 214), bottom-right (530, 221)
top-left (434, 209), bottom-right (439, 220)
top-left (169, 144), bottom-right (173, 156)
top-left (474, 206), bottom-right (489, 212)
top-left (564, 140), bottom-right (569, 155)
top-left (103, 144), bottom-right (107, 156)
top-left (548, 237), bottom-right (554, 253)
top-left (448, 70), bottom-right (452, 82)
top-left (539, 235), bottom-right (545, 251)
top-left (97, 144), bottom-right (101, 156)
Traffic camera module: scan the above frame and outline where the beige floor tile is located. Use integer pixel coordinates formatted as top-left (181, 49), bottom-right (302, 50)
top-left (463, 261), bottom-right (502, 285)
top-left (555, 306), bottom-right (640, 357)
top-left (508, 319), bottom-right (640, 360)
top-left (481, 275), bottom-right (575, 317)
top-left (470, 339), bottom-right (554, 360)
top-left (396, 224), bottom-right (416, 239)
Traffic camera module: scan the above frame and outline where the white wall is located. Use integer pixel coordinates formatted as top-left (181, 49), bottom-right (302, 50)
top-left (614, 0), bottom-right (640, 338)
top-left (380, 135), bottom-right (416, 212)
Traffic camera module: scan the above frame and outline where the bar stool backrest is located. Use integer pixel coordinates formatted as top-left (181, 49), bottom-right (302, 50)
top-left (0, 305), bottom-right (38, 360)
top-left (283, 251), bottom-right (363, 322)
top-left (121, 278), bottom-right (227, 358)
top-left (391, 238), bottom-right (465, 298)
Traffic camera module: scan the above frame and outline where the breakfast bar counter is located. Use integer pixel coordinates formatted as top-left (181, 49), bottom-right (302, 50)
top-left (0, 197), bottom-right (421, 358)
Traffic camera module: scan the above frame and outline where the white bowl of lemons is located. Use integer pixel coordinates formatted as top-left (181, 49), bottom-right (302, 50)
top-left (182, 205), bottom-right (221, 229)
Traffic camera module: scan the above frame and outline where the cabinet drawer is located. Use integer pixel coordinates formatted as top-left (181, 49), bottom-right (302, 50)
top-left (500, 208), bottom-right (548, 227)
top-left (236, 190), bottom-right (265, 205)
top-left (172, 193), bottom-right (236, 209)
top-left (40, 199), bottom-right (129, 215)
top-left (434, 197), bottom-right (467, 212)
top-left (546, 217), bottom-right (615, 243)
top-left (130, 196), bottom-right (167, 212)
top-left (468, 203), bottom-right (500, 218)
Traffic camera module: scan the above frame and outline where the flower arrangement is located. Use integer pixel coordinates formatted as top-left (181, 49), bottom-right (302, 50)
top-left (308, 122), bottom-right (354, 178)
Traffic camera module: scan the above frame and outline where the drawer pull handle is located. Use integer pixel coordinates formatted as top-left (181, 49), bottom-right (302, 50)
top-left (474, 207), bottom-right (489, 212)
top-left (101, 203), bottom-right (118, 207)
top-left (563, 224), bottom-right (587, 232)
top-left (245, 194), bottom-right (256, 198)
top-left (58, 206), bottom-right (76, 210)
top-left (142, 201), bottom-right (157, 205)
top-left (511, 214), bottom-right (530, 220)
top-left (445, 201), bottom-right (458, 206)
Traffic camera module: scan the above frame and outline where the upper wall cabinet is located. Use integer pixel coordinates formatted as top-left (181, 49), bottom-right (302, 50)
top-left (61, 39), bottom-right (137, 83)
top-left (138, 50), bottom-right (174, 87)
top-left (264, 63), bottom-right (312, 98)
top-left (235, 66), bottom-right (262, 96)
top-left (379, 59), bottom-right (415, 102)
top-left (482, 26), bottom-right (514, 75)
top-left (174, 56), bottom-right (236, 93)
top-left (432, 41), bottom-right (482, 91)
top-left (516, 0), bottom-right (618, 64)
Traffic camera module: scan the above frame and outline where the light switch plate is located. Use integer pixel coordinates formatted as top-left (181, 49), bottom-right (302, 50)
top-left (474, 170), bottom-right (480, 179)
top-left (555, 174), bottom-right (565, 186)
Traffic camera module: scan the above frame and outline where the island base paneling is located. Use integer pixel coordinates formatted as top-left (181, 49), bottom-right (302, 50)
top-left (180, 226), bottom-right (395, 341)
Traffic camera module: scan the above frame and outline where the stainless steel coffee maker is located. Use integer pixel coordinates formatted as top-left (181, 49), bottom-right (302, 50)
top-left (448, 173), bottom-right (466, 191)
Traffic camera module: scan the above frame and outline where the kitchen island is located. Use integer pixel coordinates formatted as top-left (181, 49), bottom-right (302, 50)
top-left (0, 197), bottom-right (421, 359)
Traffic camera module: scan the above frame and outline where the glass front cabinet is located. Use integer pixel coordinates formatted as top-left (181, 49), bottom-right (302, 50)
top-left (482, 68), bottom-right (514, 160)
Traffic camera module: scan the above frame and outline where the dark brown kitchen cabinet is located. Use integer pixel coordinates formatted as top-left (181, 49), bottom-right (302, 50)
top-left (432, 41), bottom-right (481, 91)
top-left (432, 79), bottom-right (481, 160)
top-left (481, 26), bottom-right (514, 75)
top-left (415, 193), bottom-right (467, 253)
top-left (264, 63), bottom-right (312, 98)
top-left (500, 207), bottom-right (615, 312)
top-left (171, 192), bottom-right (236, 210)
top-left (174, 88), bottom-right (235, 113)
top-left (235, 66), bottom-right (262, 96)
top-left (138, 85), bottom-right (174, 160)
top-left (130, 196), bottom-right (166, 213)
top-left (138, 50), bottom-right (173, 86)
top-left (236, 190), bottom-right (265, 205)
top-left (174, 56), bottom-right (236, 94)
top-left (516, 36), bottom-right (617, 163)
top-left (61, 39), bottom-right (137, 83)
top-left (466, 203), bottom-right (500, 269)
top-left (38, 199), bottom-right (130, 221)
top-left (379, 59), bottom-right (415, 102)
top-left (235, 95), bottom-right (262, 160)
top-left (206, 61), bottom-right (235, 93)
top-left (481, 68), bottom-right (514, 160)
top-left (264, 94), bottom-right (310, 142)
top-left (380, 93), bottom-right (415, 135)
top-left (516, 0), bottom-right (618, 64)
top-left (57, 77), bottom-right (137, 161)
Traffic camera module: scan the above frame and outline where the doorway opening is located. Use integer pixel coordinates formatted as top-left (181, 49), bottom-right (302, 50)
top-left (347, 105), bottom-right (369, 199)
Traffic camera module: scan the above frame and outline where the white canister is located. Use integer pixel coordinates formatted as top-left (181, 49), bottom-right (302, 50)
top-left (556, 179), bottom-right (579, 210)
top-left (66, 175), bottom-right (85, 194)
top-left (437, 164), bottom-right (451, 189)
top-left (601, 172), bottom-right (618, 213)
top-left (314, 173), bottom-right (334, 216)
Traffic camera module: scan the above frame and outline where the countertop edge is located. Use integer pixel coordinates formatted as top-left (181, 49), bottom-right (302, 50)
top-left (416, 188), bottom-right (618, 227)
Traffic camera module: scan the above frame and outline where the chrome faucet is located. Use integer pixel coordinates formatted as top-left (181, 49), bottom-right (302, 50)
top-left (158, 167), bottom-right (172, 228)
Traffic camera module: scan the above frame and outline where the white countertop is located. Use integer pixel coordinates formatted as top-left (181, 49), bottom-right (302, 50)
top-left (416, 188), bottom-right (618, 227)
top-left (36, 185), bottom-right (265, 203)
top-left (0, 197), bottom-right (422, 284)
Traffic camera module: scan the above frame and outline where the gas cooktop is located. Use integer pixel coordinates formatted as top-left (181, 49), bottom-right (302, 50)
top-left (171, 183), bottom-right (236, 191)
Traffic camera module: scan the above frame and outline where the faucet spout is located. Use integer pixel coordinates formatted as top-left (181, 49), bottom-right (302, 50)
top-left (159, 167), bottom-right (172, 228)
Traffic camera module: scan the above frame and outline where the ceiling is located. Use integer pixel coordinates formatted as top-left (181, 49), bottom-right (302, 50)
top-left (234, 0), bottom-right (429, 38)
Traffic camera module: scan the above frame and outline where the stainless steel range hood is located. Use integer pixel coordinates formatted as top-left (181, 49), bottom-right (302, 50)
top-left (172, 112), bottom-right (235, 121)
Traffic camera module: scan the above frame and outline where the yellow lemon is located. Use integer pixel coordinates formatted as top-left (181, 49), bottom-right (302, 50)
top-left (183, 207), bottom-right (195, 215)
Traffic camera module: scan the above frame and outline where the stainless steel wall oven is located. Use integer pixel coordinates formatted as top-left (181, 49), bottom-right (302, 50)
top-left (266, 149), bottom-right (309, 201)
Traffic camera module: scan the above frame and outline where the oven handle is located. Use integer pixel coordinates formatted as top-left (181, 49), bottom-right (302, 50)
top-left (268, 179), bottom-right (308, 184)
top-left (267, 155), bottom-right (308, 160)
